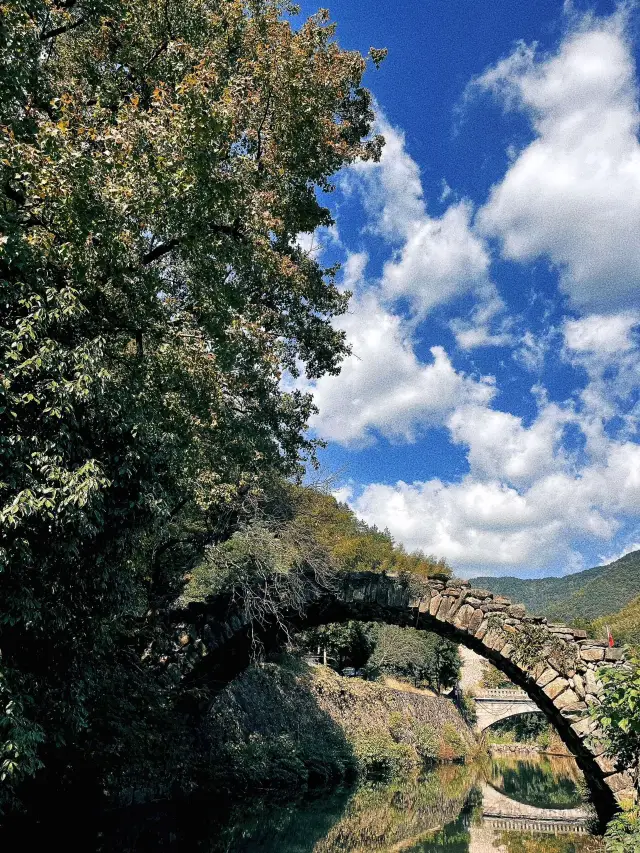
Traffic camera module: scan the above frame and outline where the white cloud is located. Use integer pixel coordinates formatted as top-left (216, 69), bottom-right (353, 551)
top-left (381, 200), bottom-right (491, 317)
top-left (476, 12), bottom-right (640, 310)
top-left (448, 403), bottom-right (571, 488)
top-left (309, 289), bottom-right (496, 447)
top-left (350, 113), bottom-right (493, 318)
top-left (450, 283), bottom-right (513, 350)
top-left (350, 437), bottom-right (640, 575)
top-left (564, 312), bottom-right (638, 354)
top-left (350, 113), bottom-right (425, 242)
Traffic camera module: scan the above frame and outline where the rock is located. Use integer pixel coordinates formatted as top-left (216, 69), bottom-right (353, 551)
top-left (554, 687), bottom-right (580, 710)
top-left (605, 771), bottom-right (635, 793)
top-left (571, 717), bottom-right (594, 738)
top-left (580, 647), bottom-right (605, 662)
top-left (467, 608), bottom-right (484, 634)
top-left (585, 669), bottom-right (599, 694)
top-left (572, 673), bottom-right (585, 698)
top-left (596, 754), bottom-right (618, 775)
top-left (536, 668), bottom-right (560, 688)
top-left (453, 603), bottom-right (475, 629)
top-left (543, 677), bottom-right (570, 700)
top-left (429, 594), bottom-right (442, 616)
top-left (605, 647), bottom-right (625, 661)
top-left (507, 604), bottom-right (526, 618)
top-left (475, 619), bottom-right (490, 640)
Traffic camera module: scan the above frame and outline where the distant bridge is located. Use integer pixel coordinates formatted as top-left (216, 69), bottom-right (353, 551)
top-left (474, 688), bottom-right (542, 731)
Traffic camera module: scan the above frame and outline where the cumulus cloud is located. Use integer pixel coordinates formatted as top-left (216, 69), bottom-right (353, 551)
top-left (309, 288), bottom-right (495, 446)
top-left (381, 200), bottom-right (491, 317)
top-left (349, 113), bottom-right (494, 318)
top-left (450, 283), bottom-right (513, 350)
top-left (350, 436), bottom-right (640, 575)
top-left (475, 12), bottom-right (640, 310)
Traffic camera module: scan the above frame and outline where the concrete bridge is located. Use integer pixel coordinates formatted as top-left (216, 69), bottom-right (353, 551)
top-left (474, 688), bottom-right (542, 731)
top-left (171, 569), bottom-right (635, 823)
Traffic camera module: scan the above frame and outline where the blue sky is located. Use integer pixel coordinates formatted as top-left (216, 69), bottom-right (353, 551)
top-left (293, 1), bottom-right (640, 578)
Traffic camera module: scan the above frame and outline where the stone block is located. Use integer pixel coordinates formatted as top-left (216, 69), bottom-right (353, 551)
top-left (596, 754), bottom-right (618, 775)
top-left (543, 677), bottom-right (570, 700)
top-left (605, 772), bottom-right (635, 793)
top-left (436, 596), bottom-right (452, 620)
top-left (554, 688), bottom-right (580, 710)
top-left (571, 717), bottom-right (593, 738)
top-left (507, 604), bottom-right (526, 618)
top-left (429, 594), bottom-right (442, 616)
top-left (468, 608), bottom-right (484, 634)
top-left (468, 588), bottom-right (492, 599)
top-left (572, 630), bottom-right (588, 640)
top-left (572, 673), bottom-right (585, 698)
top-left (585, 669), bottom-right (600, 694)
top-left (605, 647), bottom-right (625, 661)
top-left (453, 603), bottom-right (475, 629)
top-left (580, 647), bottom-right (604, 662)
top-left (536, 667), bottom-right (560, 688)
top-left (475, 619), bottom-right (490, 641)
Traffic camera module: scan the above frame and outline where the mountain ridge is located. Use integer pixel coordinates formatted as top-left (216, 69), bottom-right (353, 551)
top-left (469, 549), bottom-right (640, 624)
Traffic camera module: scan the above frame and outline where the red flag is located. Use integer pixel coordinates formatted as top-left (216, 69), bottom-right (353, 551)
top-left (607, 626), bottom-right (614, 648)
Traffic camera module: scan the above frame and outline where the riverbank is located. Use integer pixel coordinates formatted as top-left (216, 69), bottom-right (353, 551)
top-left (202, 657), bottom-right (479, 796)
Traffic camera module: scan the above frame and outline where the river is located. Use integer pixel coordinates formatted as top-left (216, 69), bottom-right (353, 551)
top-left (89, 753), bottom-right (604, 852)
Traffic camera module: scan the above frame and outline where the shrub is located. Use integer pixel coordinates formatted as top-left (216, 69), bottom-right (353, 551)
top-left (415, 725), bottom-right (440, 762)
top-left (604, 807), bottom-right (640, 853)
top-left (352, 731), bottom-right (417, 779)
top-left (439, 724), bottom-right (468, 763)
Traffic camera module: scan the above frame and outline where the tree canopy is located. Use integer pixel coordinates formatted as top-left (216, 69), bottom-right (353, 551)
top-left (0, 0), bottom-right (383, 808)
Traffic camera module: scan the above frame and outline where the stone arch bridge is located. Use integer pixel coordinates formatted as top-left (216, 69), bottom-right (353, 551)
top-left (474, 688), bottom-right (541, 731)
top-left (171, 570), bottom-right (634, 823)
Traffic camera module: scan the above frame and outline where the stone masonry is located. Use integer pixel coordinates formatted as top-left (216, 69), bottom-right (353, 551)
top-left (172, 569), bottom-right (635, 825)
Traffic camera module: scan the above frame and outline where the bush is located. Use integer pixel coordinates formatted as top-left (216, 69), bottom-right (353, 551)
top-left (604, 807), bottom-right (640, 853)
top-left (414, 725), bottom-right (439, 762)
top-left (352, 731), bottom-right (417, 779)
top-left (440, 724), bottom-right (468, 763)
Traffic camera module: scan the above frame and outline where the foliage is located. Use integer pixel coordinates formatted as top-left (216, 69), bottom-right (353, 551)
top-left (0, 0), bottom-right (382, 808)
top-left (351, 730), bottom-right (416, 779)
top-left (482, 662), bottom-right (514, 690)
top-left (471, 549), bottom-right (640, 623)
top-left (364, 624), bottom-right (461, 692)
top-left (489, 713), bottom-right (551, 745)
top-left (297, 621), bottom-right (375, 672)
top-left (440, 724), bottom-right (468, 763)
top-left (591, 652), bottom-right (640, 773)
top-left (414, 723), bottom-right (440, 761)
top-left (604, 807), bottom-right (640, 853)
top-left (593, 596), bottom-right (640, 648)
top-left (288, 488), bottom-right (451, 578)
top-left (457, 691), bottom-right (477, 727)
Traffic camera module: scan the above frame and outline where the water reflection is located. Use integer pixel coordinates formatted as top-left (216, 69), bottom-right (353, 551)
top-left (90, 755), bottom-right (604, 852)
top-left (488, 756), bottom-right (584, 810)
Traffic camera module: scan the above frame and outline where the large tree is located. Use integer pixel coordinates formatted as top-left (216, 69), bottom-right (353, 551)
top-left (0, 0), bottom-right (382, 805)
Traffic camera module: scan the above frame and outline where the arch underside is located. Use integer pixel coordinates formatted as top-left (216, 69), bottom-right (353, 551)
top-left (173, 570), bottom-right (634, 827)
top-left (476, 699), bottom-right (542, 731)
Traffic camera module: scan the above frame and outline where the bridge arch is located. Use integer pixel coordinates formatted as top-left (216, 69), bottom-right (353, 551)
top-left (474, 689), bottom-right (543, 732)
top-left (173, 570), bottom-right (634, 824)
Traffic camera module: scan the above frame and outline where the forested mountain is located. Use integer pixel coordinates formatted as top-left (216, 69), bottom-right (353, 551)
top-left (470, 550), bottom-right (640, 623)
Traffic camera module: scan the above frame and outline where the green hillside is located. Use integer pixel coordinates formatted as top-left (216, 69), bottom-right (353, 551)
top-left (470, 550), bottom-right (640, 623)
top-left (593, 595), bottom-right (640, 647)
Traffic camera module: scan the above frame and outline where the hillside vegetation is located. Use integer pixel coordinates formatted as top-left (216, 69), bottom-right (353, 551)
top-left (471, 550), bottom-right (640, 624)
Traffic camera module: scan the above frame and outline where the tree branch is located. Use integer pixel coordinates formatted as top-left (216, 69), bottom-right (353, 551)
top-left (41, 16), bottom-right (86, 41)
top-left (142, 222), bottom-right (246, 265)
